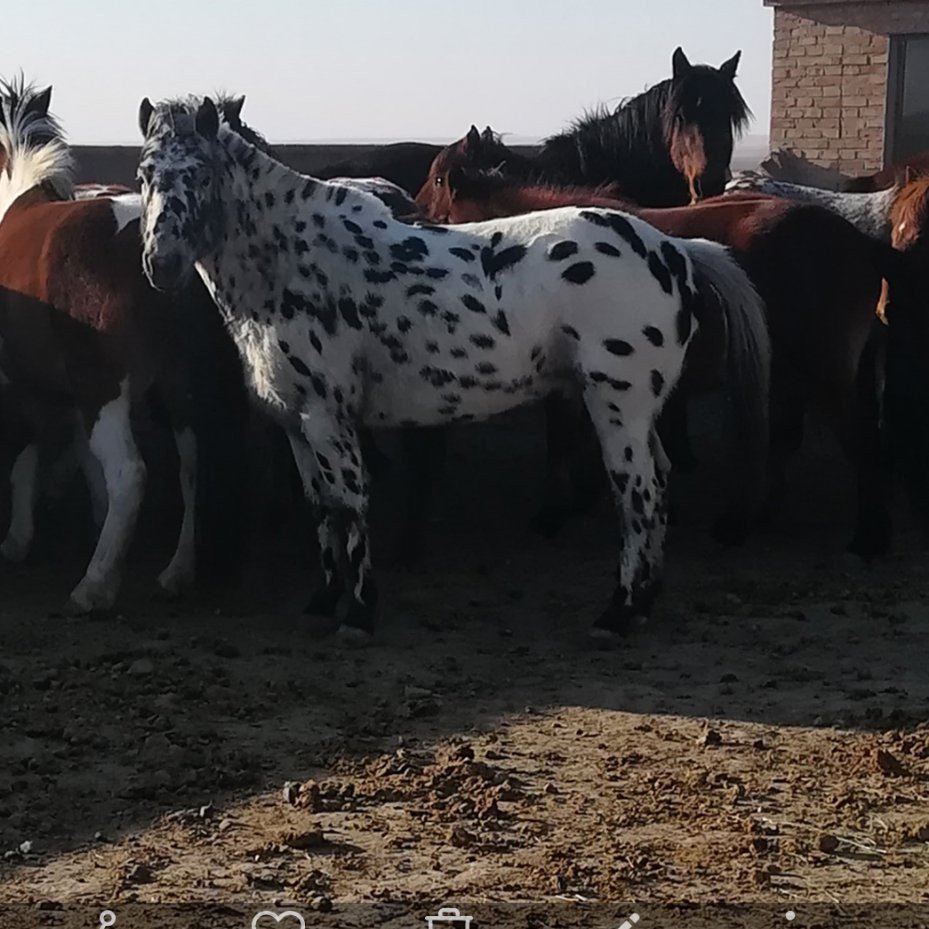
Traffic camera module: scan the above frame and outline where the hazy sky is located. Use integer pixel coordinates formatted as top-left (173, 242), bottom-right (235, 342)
top-left (5, 0), bottom-right (774, 144)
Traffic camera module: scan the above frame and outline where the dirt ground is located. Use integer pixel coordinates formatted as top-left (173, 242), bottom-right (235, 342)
top-left (1, 403), bottom-right (928, 929)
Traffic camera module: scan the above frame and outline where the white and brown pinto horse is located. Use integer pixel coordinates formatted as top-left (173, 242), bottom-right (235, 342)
top-left (0, 78), bottom-right (246, 610)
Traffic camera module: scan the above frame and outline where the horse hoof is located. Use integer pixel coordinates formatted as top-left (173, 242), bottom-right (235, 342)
top-left (337, 623), bottom-right (374, 647)
top-left (588, 625), bottom-right (624, 649)
top-left (151, 585), bottom-right (184, 605)
top-left (0, 536), bottom-right (30, 564)
top-left (69, 577), bottom-right (117, 615)
top-left (157, 566), bottom-right (194, 599)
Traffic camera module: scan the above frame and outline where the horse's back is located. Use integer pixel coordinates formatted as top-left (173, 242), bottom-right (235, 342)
top-left (316, 143), bottom-right (442, 196)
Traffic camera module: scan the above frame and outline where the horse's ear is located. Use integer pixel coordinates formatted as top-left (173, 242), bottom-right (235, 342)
top-left (226, 95), bottom-right (246, 123)
top-left (905, 164), bottom-right (916, 185)
top-left (719, 50), bottom-right (742, 81)
top-left (464, 124), bottom-right (482, 153)
top-left (31, 85), bottom-right (53, 117)
top-left (482, 126), bottom-right (495, 143)
top-left (195, 97), bottom-right (219, 139)
top-left (138, 97), bottom-right (155, 137)
top-left (672, 47), bottom-right (692, 79)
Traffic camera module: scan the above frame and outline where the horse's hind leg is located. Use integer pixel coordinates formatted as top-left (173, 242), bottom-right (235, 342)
top-left (844, 331), bottom-right (891, 560)
top-left (157, 427), bottom-right (197, 596)
top-left (70, 381), bottom-right (146, 612)
top-left (398, 426), bottom-right (445, 565)
top-left (288, 433), bottom-right (347, 618)
top-left (297, 412), bottom-right (377, 642)
top-left (584, 394), bottom-right (670, 640)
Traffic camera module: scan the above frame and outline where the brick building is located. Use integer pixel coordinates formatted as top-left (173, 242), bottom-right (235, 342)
top-left (768, 0), bottom-right (929, 173)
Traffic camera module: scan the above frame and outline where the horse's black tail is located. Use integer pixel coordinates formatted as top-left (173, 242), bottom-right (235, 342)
top-left (183, 281), bottom-right (251, 585)
top-left (684, 237), bottom-right (771, 518)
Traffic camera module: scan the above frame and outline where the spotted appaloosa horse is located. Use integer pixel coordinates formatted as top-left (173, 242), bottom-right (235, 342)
top-left (0, 78), bottom-right (247, 610)
top-left (725, 172), bottom-right (898, 241)
top-left (428, 168), bottom-right (929, 560)
top-left (136, 94), bottom-right (769, 642)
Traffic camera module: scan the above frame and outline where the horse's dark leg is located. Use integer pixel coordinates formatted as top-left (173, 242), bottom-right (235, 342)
top-left (844, 330), bottom-right (892, 561)
top-left (529, 394), bottom-right (576, 537)
top-left (360, 428), bottom-right (392, 482)
top-left (178, 284), bottom-right (251, 585)
top-left (657, 389), bottom-right (698, 473)
top-left (712, 369), bottom-right (801, 544)
top-left (0, 390), bottom-right (38, 564)
top-left (566, 398), bottom-right (608, 516)
top-left (398, 426), bottom-right (445, 565)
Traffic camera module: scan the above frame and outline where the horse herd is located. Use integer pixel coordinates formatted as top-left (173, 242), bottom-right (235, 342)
top-left (1, 47), bottom-right (928, 644)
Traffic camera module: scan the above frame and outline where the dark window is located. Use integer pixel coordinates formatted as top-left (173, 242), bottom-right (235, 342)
top-left (888, 34), bottom-right (929, 161)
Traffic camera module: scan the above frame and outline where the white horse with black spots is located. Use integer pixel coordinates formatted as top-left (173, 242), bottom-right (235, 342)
top-left (726, 171), bottom-right (897, 242)
top-left (136, 95), bottom-right (770, 642)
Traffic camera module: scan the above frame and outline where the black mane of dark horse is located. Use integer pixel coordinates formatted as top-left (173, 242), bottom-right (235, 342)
top-left (537, 55), bottom-right (751, 207)
top-left (315, 142), bottom-right (443, 196)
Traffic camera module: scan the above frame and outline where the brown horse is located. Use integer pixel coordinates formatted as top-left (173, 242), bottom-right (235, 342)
top-left (419, 166), bottom-right (928, 558)
top-left (0, 78), bottom-right (247, 609)
top-left (417, 49), bottom-right (750, 215)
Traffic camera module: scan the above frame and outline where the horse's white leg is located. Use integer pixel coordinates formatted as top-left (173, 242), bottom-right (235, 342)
top-left (1, 443), bottom-right (39, 562)
top-left (287, 432), bottom-right (346, 617)
top-left (297, 412), bottom-right (374, 641)
top-left (583, 391), bottom-right (670, 640)
top-left (70, 381), bottom-right (146, 612)
top-left (157, 427), bottom-right (197, 595)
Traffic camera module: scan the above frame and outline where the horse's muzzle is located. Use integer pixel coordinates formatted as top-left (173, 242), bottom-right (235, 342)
top-left (145, 252), bottom-right (189, 292)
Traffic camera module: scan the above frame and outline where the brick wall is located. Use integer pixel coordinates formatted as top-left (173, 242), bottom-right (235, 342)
top-left (767, 0), bottom-right (929, 174)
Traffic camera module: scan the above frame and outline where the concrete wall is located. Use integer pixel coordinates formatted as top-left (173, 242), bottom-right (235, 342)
top-left (70, 144), bottom-right (539, 188)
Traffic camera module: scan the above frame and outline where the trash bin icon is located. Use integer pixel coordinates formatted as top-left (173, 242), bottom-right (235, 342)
top-left (426, 906), bottom-right (472, 929)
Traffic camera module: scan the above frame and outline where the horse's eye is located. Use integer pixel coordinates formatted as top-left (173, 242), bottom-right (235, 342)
top-left (435, 176), bottom-right (444, 187)
top-left (201, 176), bottom-right (211, 188)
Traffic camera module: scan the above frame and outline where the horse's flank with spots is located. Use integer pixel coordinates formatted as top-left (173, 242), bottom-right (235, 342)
top-left (136, 94), bottom-right (770, 643)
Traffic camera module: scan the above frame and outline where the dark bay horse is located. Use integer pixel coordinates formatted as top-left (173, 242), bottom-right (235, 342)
top-left (0, 78), bottom-right (248, 609)
top-left (416, 48), bottom-right (751, 213)
top-left (421, 167), bottom-right (929, 559)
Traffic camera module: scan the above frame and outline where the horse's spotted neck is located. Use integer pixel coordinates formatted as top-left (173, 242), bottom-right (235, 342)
top-left (198, 130), bottom-right (382, 325)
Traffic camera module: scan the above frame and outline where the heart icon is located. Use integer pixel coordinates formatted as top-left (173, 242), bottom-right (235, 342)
top-left (251, 910), bottom-right (307, 929)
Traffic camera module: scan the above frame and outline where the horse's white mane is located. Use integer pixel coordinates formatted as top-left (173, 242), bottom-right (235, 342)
top-left (0, 76), bottom-right (74, 221)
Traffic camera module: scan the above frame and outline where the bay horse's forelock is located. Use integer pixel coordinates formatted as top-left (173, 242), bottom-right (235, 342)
top-left (431, 168), bottom-right (926, 558)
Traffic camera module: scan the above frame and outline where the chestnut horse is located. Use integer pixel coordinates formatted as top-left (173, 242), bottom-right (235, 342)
top-left (0, 78), bottom-right (248, 610)
top-left (418, 166), bottom-right (929, 558)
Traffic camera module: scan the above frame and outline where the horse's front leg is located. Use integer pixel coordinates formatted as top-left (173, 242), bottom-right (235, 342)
top-left (70, 380), bottom-right (147, 612)
top-left (157, 427), bottom-right (197, 597)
